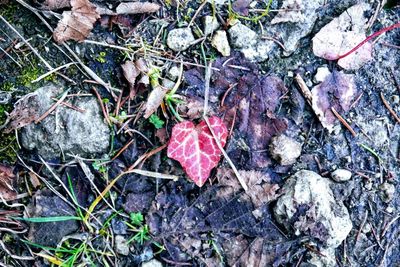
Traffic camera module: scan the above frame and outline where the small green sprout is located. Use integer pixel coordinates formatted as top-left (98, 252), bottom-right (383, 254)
top-left (149, 114), bottom-right (165, 129)
top-left (95, 51), bottom-right (107, 63)
top-left (130, 212), bottom-right (144, 226)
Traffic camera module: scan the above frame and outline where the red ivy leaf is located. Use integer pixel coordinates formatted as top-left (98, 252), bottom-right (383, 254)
top-left (167, 116), bottom-right (228, 187)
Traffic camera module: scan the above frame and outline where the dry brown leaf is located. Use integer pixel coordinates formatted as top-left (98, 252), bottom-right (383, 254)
top-left (41, 0), bottom-right (71, 10)
top-left (116, 2), bottom-right (160, 15)
top-left (121, 60), bottom-right (140, 98)
top-left (53, 0), bottom-right (100, 44)
top-left (0, 165), bottom-right (17, 201)
top-left (4, 93), bottom-right (40, 133)
top-left (217, 168), bottom-right (281, 208)
top-left (143, 85), bottom-right (169, 118)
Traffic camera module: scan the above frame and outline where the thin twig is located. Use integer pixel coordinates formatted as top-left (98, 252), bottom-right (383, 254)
top-left (35, 89), bottom-right (69, 124)
top-left (331, 107), bottom-right (357, 137)
top-left (0, 15), bottom-right (53, 71)
top-left (381, 214), bottom-right (400, 238)
top-left (380, 92), bottom-right (400, 124)
top-left (32, 62), bottom-right (76, 83)
top-left (355, 210), bottom-right (368, 245)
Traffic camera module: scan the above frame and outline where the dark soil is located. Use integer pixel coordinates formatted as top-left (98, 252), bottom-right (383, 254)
top-left (1, 0), bottom-right (400, 266)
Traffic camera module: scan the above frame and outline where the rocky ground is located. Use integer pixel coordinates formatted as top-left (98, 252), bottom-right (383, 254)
top-left (0, 0), bottom-right (400, 266)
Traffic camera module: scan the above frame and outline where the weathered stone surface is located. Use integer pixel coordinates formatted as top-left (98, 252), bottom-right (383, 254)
top-left (269, 134), bottom-right (302, 165)
top-left (167, 28), bottom-right (195, 52)
top-left (20, 84), bottom-right (110, 159)
top-left (274, 170), bottom-right (352, 248)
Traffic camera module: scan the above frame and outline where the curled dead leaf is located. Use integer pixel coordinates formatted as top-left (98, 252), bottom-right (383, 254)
top-left (4, 93), bottom-right (40, 133)
top-left (143, 85), bottom-right (169, 119)
top-left (53, 0), bottom-right (100, 43)
top-left (116, 2), bottom-right (161, 15)
top-left (0, 164), bottom-right (17, 201)
top-left (121, 60), bottom-right (140, 98)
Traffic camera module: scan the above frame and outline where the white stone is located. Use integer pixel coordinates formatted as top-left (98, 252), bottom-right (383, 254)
top-left (211, 30), bottom-right (231, 56)
top-left (269, 134), bottom-right (302, 165)
top-left (203, 15), bottom-right (219, 35)
top-left (167, 28), bottom-right (195, 52)
top-left (331, 169), bottom-right (352, 182)
top-left (314, 66), bottom-right (331, 83)
top-left (206, 0), bottom-right (226, 5)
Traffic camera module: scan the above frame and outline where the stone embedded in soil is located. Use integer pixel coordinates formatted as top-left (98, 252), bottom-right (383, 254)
top-left (313, 66), bottom-right (331, 84)
top-left (274, 170), bottom-right (352, 248)
top-left (166, 28), bottom-right (195, 52)
top-left (206, 0), bottom-right (226, 5)
top-left (211, 30), bottom-right (231, 56)
top-left (27, 189), bottom-right (79, 247)
top-left (331, 169), bottom-right (352, 182)
top-left (228, 22), bottom-right (257, 49)
top-left (203, 15), bottom-right (219, 35)
top-left (115, 235), bottom-right (130, 256)
top-left (20, 84), bottom-right (110, 159)
top-left (269, 134), bottom-right (302, 165)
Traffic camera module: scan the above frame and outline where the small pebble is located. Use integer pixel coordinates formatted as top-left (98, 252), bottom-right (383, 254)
top-left (115, 235), bottom-right (130, 256)
top-left (202, 15), bottom-right (219, 35)
top-left (331, 169), bottom-right (352, 182)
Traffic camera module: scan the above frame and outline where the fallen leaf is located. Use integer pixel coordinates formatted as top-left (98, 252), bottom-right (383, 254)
top-left (121, 60), bottom-right (140, 99)
top-left (4, 93), bottom-right (40, 133)
top-left (167, 116), bottom-right (228, 187)
top-left (311, 71), bottom-right (357, 132)
top-left (216, 168), bottom-right (281, 208)
top-left (177, 96), bottom-right (205, 120)
top-left (116, 2), bottom-right (160, 15)
top-left (41, 0), bottom-right (71, 10)
top-left (53, 0), bottom-right (100, 43)
top-left (0, 164), bottom-right (16, 201)
top-left (232, 0), bottom-right (251, 16)
top-left (312, 3), bottom-right (372, 70)
top-left (143, 85), bottom-right (169, 119)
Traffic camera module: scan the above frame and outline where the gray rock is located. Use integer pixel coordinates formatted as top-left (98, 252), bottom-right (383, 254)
top-left (274, 170), bottom-right (352, 248)
top-left (142, 259), bottom-right (163, 267)
top-left (331, 169), bottom-right (352, 182)
top-left (166, 28), bottom-right (195, 52)
top-left (308, 247), bottom-right (336, 267)
top-left (115, 235), bottom-right (130, 256)
top-left (28, 189), bottom-right (79, 247)
top-left (211, 30), bottom-right (231, 56)
top-left (20, 84), bottom-right (110, 159)
top-left (269, 134), bottom-right (302, 165)
top-left (203, 15), bottom-right (219, 35)
top-left (228, 22), bottom-right (257, 49)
